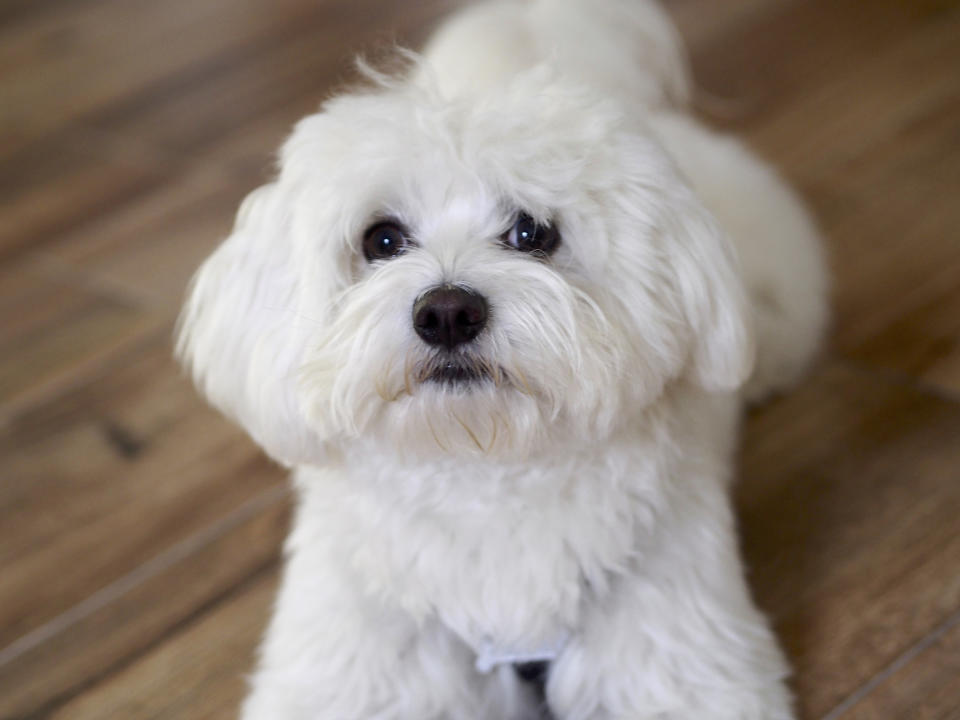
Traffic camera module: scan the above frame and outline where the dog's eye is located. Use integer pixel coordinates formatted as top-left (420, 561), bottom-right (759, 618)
top-left (362, 221), bottom-right (411, 262)
top-left (503, 213), bottom-right (560, 256)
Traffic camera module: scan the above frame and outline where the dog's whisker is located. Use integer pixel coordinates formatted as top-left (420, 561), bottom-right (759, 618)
top-left (478, 357), bottom-right (501, 388)
top-left (374, 370), bottom-right (393, 402)
top-left (403, 355), bottom-right (415, 397)
top-left (452, 411), bottom-right (484, 452)
top-left (486, 413), bottom-right (498, 452)
top-left (512, 367), bottom-right (535, 397)
top-left (425, 414), bottom-right (448, 452)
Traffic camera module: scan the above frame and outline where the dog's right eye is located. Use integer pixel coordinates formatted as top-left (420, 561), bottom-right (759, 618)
top-left (502, 213), bottom-right (561, 256)
top-left (362, 221), bottom-right (411, 262)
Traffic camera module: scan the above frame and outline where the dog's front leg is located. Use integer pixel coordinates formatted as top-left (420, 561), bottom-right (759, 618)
top-left (546, 495), bottom-right (794, 720)
top-left (240, 539), bottom-right (529, 720)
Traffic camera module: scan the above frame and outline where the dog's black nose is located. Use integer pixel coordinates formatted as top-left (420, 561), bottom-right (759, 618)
top-left (412, 285), bottom-right (488, 349)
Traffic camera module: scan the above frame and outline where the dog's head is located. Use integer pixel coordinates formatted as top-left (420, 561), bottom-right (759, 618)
top-left (177, 67), bottom-right (753, 465)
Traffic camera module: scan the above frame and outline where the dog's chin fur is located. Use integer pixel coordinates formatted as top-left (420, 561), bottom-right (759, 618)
top-left (176, 0), bottom-right (828, 717)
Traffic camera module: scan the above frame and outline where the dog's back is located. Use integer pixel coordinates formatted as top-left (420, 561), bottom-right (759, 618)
top-left (420, 0), bottom-right (689, 110)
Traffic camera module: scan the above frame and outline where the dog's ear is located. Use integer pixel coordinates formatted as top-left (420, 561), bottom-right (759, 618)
top-left (667, 202), bottom-right (755, 392)
top-left (176, 182), bottom-right (323, 467)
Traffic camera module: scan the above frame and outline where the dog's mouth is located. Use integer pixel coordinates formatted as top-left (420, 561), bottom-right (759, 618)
top-left (419, 356), bottom-right (500, 388)
top-left (429, 362), bottom-right (488, 384)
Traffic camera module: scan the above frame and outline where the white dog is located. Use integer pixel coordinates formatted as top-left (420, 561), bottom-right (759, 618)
top-left (177, 0), bottom-right (828, 718)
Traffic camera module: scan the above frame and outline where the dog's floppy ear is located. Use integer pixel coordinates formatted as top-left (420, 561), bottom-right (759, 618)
top-left (176, 182), bottom-right (322, 467)
top-left (667, 201), bottom-right (755, 392)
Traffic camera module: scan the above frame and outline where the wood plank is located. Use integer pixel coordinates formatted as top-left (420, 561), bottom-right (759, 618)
top-left (0, 334), bottom-right (287, 718)
top-left (44, 568), bottom-right (280, 720)
top-left (0, 0), bottom-right (465, 160)
top-left (0, 130), bottom-right (169, 259)
top-left (0, 259), bottom-right (163, 419)
top-left (40, 165), bottom-right (257, 310)
top-left (0, 333), bottom-right (274, 641)
top-left (738, 362), bottom-right (960, 718)
top-left (81, 0), bottom-right (466, 172)
top-left (0, 495), bottom-right (288, 719)
top-left (826, 81), bottom-right (960, 392)
top-left (687, 0), bottom-right (959, 140)
top-left (667, 0), bottom-right (787, 58)
top-left (0, 0), bottom-right (339, 152)
top-left (842, 268), bottom-right (960, 397)
top-left (0, 0), bottom-right (80, 28)
top-left (835, 612), bottom-right (960, 720)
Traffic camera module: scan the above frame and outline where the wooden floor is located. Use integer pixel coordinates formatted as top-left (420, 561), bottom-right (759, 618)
top-left (1, 0), bottom-right (958, 718)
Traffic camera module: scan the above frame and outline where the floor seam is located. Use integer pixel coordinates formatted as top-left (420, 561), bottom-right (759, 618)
top-left (22, 554), bottom-right (283, 720)
top-left (0, 484), bottom-right (289, 670)
top-left (833, 354), bottom-right (960, 406)
top-left (819, 605), bottom-right (960, 720)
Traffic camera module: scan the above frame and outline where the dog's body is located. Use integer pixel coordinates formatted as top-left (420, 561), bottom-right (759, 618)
top-left (177, 1), bottom-right (828, 718)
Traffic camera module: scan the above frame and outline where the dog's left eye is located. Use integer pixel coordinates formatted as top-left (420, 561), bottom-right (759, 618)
top-left (362, 221), bottom-right (412, 262)
top-left (503, 213), bottom-right (561, 256)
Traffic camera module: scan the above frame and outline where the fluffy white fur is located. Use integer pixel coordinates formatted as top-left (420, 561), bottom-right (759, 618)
top-left (177, 1), bottom-right (828, 718)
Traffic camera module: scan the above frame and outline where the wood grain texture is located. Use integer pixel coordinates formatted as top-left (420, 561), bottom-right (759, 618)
top-left (0, 0), bottom-right (338, 149)
top-left (0, 335), bottom-right (280, 641)
top-left (41, 165), bottom-right (257, 310)
top-left (1, 0), bottom-right (958, 718)
top-left (0, 336), bottom-right (288, 717)
top-left (79, 0), bottom-right (463, 170)
top-left (0, 130), bottom-right (170, 260)
top-left (738, 362), bottom-right (960, 717)
top-left (45, 569), bottom-right (281, 720)
top-left (0, 495), bottom-right (289, 719)
top-left (837, 611), bottom-right (960, 720)
top-left (0, 260), bottom-right (163, 419)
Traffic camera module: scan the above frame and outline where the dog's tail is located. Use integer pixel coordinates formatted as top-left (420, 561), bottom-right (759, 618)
top-left (420, 0), bottom-right (690, 109)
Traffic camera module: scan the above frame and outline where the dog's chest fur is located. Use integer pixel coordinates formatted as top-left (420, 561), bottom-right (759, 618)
top-left (293, 429), bottom-right (682, 660)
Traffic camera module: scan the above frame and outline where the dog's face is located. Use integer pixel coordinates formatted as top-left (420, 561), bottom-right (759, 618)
top-left (177, 69), bottom-right (753, 466)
